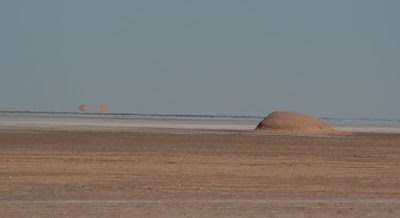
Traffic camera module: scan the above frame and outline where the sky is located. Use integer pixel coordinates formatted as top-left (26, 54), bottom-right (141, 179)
top-left (1, 0), bottom-right (399, 119)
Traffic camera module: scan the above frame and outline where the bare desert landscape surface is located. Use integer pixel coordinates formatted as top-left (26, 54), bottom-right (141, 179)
top-left (1, 115), bottom-right (400, 217)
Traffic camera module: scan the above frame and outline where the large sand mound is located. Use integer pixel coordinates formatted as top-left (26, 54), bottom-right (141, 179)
top-left (255, 111), bottom-right (346, 135)
top-left (78, 104), bottom-right (111, 112)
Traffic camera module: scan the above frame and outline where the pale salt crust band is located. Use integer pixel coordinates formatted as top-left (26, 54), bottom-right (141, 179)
top-left (1, 114), bottom-right (400, 133)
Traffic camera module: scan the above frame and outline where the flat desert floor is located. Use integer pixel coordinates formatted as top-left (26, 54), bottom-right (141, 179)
top-left (1, 116), bottom-right (400, 217)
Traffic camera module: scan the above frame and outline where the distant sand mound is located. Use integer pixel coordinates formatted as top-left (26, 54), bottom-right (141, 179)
top-left (78, 104), bottom-right (111, 112)
top-left (255, 111), bottom-right (347, 135)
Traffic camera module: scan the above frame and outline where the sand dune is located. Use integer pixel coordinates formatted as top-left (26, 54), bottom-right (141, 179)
top-left (255, 111), bottom-right (349, 135)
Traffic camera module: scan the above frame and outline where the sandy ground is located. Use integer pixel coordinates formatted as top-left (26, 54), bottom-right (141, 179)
top-left (1, 115), bottom-right (400, 217)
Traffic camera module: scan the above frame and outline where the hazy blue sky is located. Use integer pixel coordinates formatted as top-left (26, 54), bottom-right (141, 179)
top-left (1, 0), bottom-right (399, 118)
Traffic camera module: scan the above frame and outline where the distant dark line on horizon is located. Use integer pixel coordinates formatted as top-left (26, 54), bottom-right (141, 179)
top-left (0, 110), bottom-right (399, 122)
top-left (0, 110), bottom-right (263, 119)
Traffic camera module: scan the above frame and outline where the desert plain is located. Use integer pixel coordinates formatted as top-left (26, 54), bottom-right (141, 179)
top-left (1, 115), bottom-right (400, 217)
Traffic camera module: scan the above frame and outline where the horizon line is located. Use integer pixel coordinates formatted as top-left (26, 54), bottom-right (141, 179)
top-left (0, 110), bottom-right (399, 122)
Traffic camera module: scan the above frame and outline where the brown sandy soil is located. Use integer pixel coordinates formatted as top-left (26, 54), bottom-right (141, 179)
top-left (1, 130), bottom-right (400, 217)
